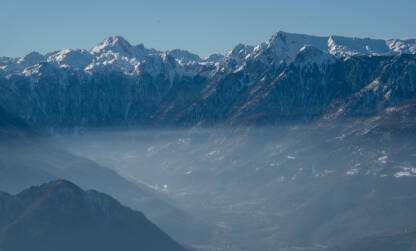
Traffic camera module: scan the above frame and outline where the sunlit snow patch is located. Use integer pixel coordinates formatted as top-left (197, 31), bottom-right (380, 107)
top-left (394, 167), bottom-right (416, 178)
top-left (378, 155), bottom-right (388, 164)
top-left (346, 168), bottom-right (360, 176)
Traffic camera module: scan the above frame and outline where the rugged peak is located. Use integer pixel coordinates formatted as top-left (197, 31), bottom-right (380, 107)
top-left (270, 30), bottom-right (291, 43)
top-left (17, 51), bottom-right (46, 66)
top-left (204, 53), bottom-right (224, 62)
top-left (229, 43), bottom-right (254, 55)
top-left (226, 43), bottom-right (254, 63)
top-left (91, 35), bottom-right (133, 54)
top-left (103, 35), bottom-right (130, 46)
top-left (166, 49), bottom-right (201, 64)
top-left (41, 179), bottom-right (83, 194)
top-left (17, 179), bottom-right (84, 201)
top-left (19, 51), bottom-right (44, 61)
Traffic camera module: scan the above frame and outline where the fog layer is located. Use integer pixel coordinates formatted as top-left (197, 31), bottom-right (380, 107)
top-left (55, 121), bottom-right (416, 251)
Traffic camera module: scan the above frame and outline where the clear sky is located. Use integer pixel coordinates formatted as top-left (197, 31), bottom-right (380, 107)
top-left (1, 0), bottom-right (416, 58)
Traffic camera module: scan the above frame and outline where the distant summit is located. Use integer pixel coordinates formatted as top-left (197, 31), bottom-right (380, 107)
top-left (91, 35), bottom-right (135, 55)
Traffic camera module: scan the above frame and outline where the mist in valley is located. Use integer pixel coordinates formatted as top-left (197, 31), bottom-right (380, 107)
top-left (48, 121), bottom-right (416, 251)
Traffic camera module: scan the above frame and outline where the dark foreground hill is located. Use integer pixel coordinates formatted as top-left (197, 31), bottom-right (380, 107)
top-left (0, 180), bottom-right (187, 251)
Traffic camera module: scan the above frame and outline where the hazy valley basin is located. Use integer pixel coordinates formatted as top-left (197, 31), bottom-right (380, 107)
top-left (50, 122), bottom-right (416, 250)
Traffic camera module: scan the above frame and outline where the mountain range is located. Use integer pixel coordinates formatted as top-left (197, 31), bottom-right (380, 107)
top-left (0, 31), bottom-right (415, 128)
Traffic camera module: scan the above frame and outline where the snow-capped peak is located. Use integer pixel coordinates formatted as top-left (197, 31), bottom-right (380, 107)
top-left (47, 49), bottom-right (92, 69)
top-left (386, 38), bottom-right (416, 54)
top-left (226, 43), bottom-right (255, 60)
top-left (17, 51), bottom-right (45, 66)
top-left (91, 35), bottom-right (134, 55)
top-left (267, 31), bottom-right (329, 61)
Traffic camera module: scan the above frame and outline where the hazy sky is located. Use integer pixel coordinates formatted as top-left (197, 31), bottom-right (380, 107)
top-left (1, 0), bottom-right (416, 58)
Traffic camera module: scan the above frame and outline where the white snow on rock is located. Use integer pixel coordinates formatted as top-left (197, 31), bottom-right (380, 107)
top-left (394, 167), bottom-right (416, 178)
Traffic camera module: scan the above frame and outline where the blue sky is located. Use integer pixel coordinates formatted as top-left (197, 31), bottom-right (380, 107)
top-left (1, 0), bottom-right (415, 58)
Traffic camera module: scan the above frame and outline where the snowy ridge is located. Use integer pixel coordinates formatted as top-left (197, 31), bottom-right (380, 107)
top-left (267, 31), bottom-right (416, 59)
top-left (0, 36), bottom-right (210, 78)
top-left (0, 31), bottom-right (415, 78)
